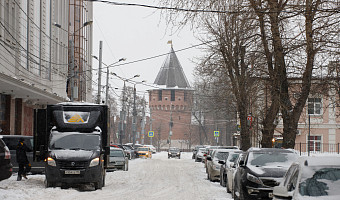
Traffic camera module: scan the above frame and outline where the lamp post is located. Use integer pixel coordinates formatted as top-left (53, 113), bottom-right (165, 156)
top-left (112, 73), bottom-right (140, 144)
top-left (54, 21), bottom-right (93, 101)
top-left (92, 57), bottom-right (126, 104)
top-left (132, 80), bottom-right (146, 148)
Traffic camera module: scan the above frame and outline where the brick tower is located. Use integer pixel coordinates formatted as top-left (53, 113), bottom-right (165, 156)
top-left (148, 46), bottom-right (193, 150)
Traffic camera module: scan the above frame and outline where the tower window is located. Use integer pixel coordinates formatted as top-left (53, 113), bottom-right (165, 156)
top-left (171, 90), bottom-right (175, 101)
top-left (158, 90), bottom-right (162, 101)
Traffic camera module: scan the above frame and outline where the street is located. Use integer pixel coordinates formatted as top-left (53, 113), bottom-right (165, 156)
top-left (0, 152), bottom-right (232, 200)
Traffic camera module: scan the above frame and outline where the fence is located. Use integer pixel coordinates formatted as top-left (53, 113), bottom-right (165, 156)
top-left (294, 143), bottom-right (340, 155)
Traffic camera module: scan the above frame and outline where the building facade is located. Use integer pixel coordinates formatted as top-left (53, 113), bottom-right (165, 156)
top-left (0, 0), bottom-right (93, 136)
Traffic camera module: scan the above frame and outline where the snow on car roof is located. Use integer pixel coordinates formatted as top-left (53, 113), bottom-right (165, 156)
top-left (298, 155), bottom-right (340, 167)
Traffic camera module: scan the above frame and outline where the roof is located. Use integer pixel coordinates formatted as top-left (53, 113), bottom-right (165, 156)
top-left (153, 47), bottom-right (191, 88)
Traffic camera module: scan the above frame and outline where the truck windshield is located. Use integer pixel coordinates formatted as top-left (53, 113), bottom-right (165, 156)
top-left (49, 132), bottom-right (101, 151)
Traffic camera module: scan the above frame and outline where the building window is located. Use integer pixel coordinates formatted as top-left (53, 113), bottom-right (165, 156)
top-left (308, 136), bottom-right (321, 152)
top-left (184, 91), bottom-right (187, 101)
top-left (308, 98), bottom-right (322, 115)
top-left (158, 90), bottom-right (162, 101)
top-left (171, 90), bottom-right (175, 101)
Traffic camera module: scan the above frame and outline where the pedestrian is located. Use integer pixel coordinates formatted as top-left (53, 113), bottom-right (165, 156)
top-left (16, 138), bottom-right (31, 181)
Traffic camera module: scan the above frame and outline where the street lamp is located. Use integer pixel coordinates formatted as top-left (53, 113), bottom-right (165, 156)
top-left (132, 80), bottom-right (146, 147)
top-left (112, 73), bottom-right (140, 144)
top-left (54, 21), bottom-right (93, 101)
top-left (92, 56), bottom-right (126, 104)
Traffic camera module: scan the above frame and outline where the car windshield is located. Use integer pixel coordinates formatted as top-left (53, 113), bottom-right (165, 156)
top-left (215, 152), bottom-right (229, 160)
top-left (138, 148), bottom-right (149, 151)
top-left (110, 150), bottom-right (124, 157)
top-left (299, 167), bottom-right (340, 197)
top-left (49, 132), bottom-right (100, 150)
top-left (170, 149), bottom-right (179, 153)
top-left (248, 151), bottom-right (298, 167)
top-left (228, 153), bottom-right (240, 162)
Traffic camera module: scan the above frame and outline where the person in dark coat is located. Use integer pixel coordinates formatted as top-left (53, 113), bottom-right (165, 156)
top-left (16, 138), bottom-right (30, 181)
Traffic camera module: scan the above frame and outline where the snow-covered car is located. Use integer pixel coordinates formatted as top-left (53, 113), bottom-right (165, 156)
top-left (219, 150), bottom-right (243, 187)
top-left (107, 147), bottom-right (128, 171)
top-left (227, 152), bottom-right (246, 196)
top-left (195, 148), bottom-right (207, 162)
top-left (206, 149), bottom-right (234, 182)
top-left (168, 147), bottom-right (181, 159)
top-left (192, 145), bottom-right (205, 159)
top-left (233, 148), bottom-right (299, 200)
top-left (273, 156), bottom-right (340, 200)
top-left (144, 145), bottom-right (156, 154)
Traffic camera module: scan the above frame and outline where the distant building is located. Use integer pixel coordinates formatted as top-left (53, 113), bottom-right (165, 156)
top-left (148, 46), bottom-right (194, 149)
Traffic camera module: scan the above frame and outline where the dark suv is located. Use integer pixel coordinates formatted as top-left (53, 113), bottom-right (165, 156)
top-left (1, 135), bottom-right (45, 174)
top-left (168, 147), bottom-right (181, 159)
top-left (0, 138), bottom-right (12, 181)
top-left (233, 148), bottom-right (299, 200)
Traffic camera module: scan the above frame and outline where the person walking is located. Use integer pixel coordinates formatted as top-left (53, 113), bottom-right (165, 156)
top-left (16, 138), bottom-right (30, 181)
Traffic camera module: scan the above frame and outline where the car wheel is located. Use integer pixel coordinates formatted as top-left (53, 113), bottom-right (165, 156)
top-left (226, 179), bottom-right (231, 193)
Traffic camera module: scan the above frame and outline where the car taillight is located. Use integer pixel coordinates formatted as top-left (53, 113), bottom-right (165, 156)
top-left (4, 146), bottom-right (11, 159)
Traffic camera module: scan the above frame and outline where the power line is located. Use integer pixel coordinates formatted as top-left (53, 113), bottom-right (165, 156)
top-left (86, 0), bottom-right (339, 14)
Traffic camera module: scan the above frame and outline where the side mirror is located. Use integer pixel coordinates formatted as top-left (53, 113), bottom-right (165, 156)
top-left (218, 160), bottom-right (225, 165)
top-left (207, 156), bottom-right (212, 161)
top-left (273, 186), bottom-right (292, 199)
top-left (239, 160), bottom-right (245, 166)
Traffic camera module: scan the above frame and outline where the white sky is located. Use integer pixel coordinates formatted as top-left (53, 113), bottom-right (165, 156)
top-left (92, 0), bottom-right (202, 101)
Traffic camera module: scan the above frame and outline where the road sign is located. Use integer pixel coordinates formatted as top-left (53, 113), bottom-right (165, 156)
top-left (214, 131), bottom-right (220, 137)
top-left (247, 115), bottom-right (254, 122)
top-left (148, 131), bottom-right (154, 137)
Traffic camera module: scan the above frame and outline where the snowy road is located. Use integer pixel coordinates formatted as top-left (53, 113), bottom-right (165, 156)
top-left (0, 152), bottom-right (233, 200)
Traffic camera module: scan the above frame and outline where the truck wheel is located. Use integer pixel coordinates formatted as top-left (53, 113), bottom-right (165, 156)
top-left (44, 179), bottom-right (54, 188)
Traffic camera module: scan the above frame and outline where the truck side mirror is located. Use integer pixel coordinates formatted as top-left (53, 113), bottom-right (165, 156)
top-left (104, 146), bottom-right (110, 156)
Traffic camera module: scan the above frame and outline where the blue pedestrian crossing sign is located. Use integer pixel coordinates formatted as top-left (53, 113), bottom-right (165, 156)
top-left (148, 131), bottom-right (154, 137)
top-left (214, 131), bottom-right (220, 137)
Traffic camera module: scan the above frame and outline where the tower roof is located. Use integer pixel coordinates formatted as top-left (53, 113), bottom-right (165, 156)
top-left (153, 47), bottom-right (191, 88)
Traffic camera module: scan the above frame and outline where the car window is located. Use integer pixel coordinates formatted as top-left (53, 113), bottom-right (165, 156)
top-left (299, 167), bottom-right (340, 196)
top-left (214, 152), bottom-right (229, 160)
top-left (248, 152), bottom-right (298, 167)
top-left (228, 153), bottom-right (240, 162)
top-left (110, 150), bottom-right (124, 157)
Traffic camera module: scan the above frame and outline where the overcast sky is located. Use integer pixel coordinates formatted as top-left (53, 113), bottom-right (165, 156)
top-left (92, 0), bottom-right (202, 101)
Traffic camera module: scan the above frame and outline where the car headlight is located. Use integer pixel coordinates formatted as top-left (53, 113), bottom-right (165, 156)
top-left (47, 157), bottom-right (56, 166)
top-left (89, 157), bottom-right (100, 167)
top-left (247, 173), bottom-right (263, 185)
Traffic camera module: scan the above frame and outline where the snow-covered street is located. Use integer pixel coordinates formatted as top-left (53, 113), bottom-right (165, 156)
top-left (0, 152), bottom-right (232, 200)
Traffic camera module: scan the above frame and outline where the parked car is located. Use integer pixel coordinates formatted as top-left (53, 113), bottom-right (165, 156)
top-left (0, 138), bottom-right (12, 181)
top-left (123, 144), bottom-right (135, 159)
top-left (227, 152), bottom-right (246, 197)
top-left (204, 146), bottom-right (219, 169)
top-left (136, 147), bottom-right (152, 159)
top-left (206, 149), bottom-right (234, 182)
top-left (219, 150), bottom-right (243, 187)
top-left (107, 147), bottom-right (128, 171)
top-left (168, 147), bottom-right (181, 159)
top-left (233, 148), bottom-right (299, 200)
top-left (111, 144), bottom-right (133, 160)
top-left (144, 145), bottom-right (156, 154)
top-left (192, 145), bottom-right (205, 159)
top-left (273, 156), bottom-right (340, 200)
top-left (195, 148), bottom-right (207, 162)
top-left (0, 135), bottom-right (45, 174)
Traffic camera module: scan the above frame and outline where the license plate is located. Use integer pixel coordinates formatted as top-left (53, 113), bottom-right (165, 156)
top-left (64, 170), bottom-right (80, 175)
